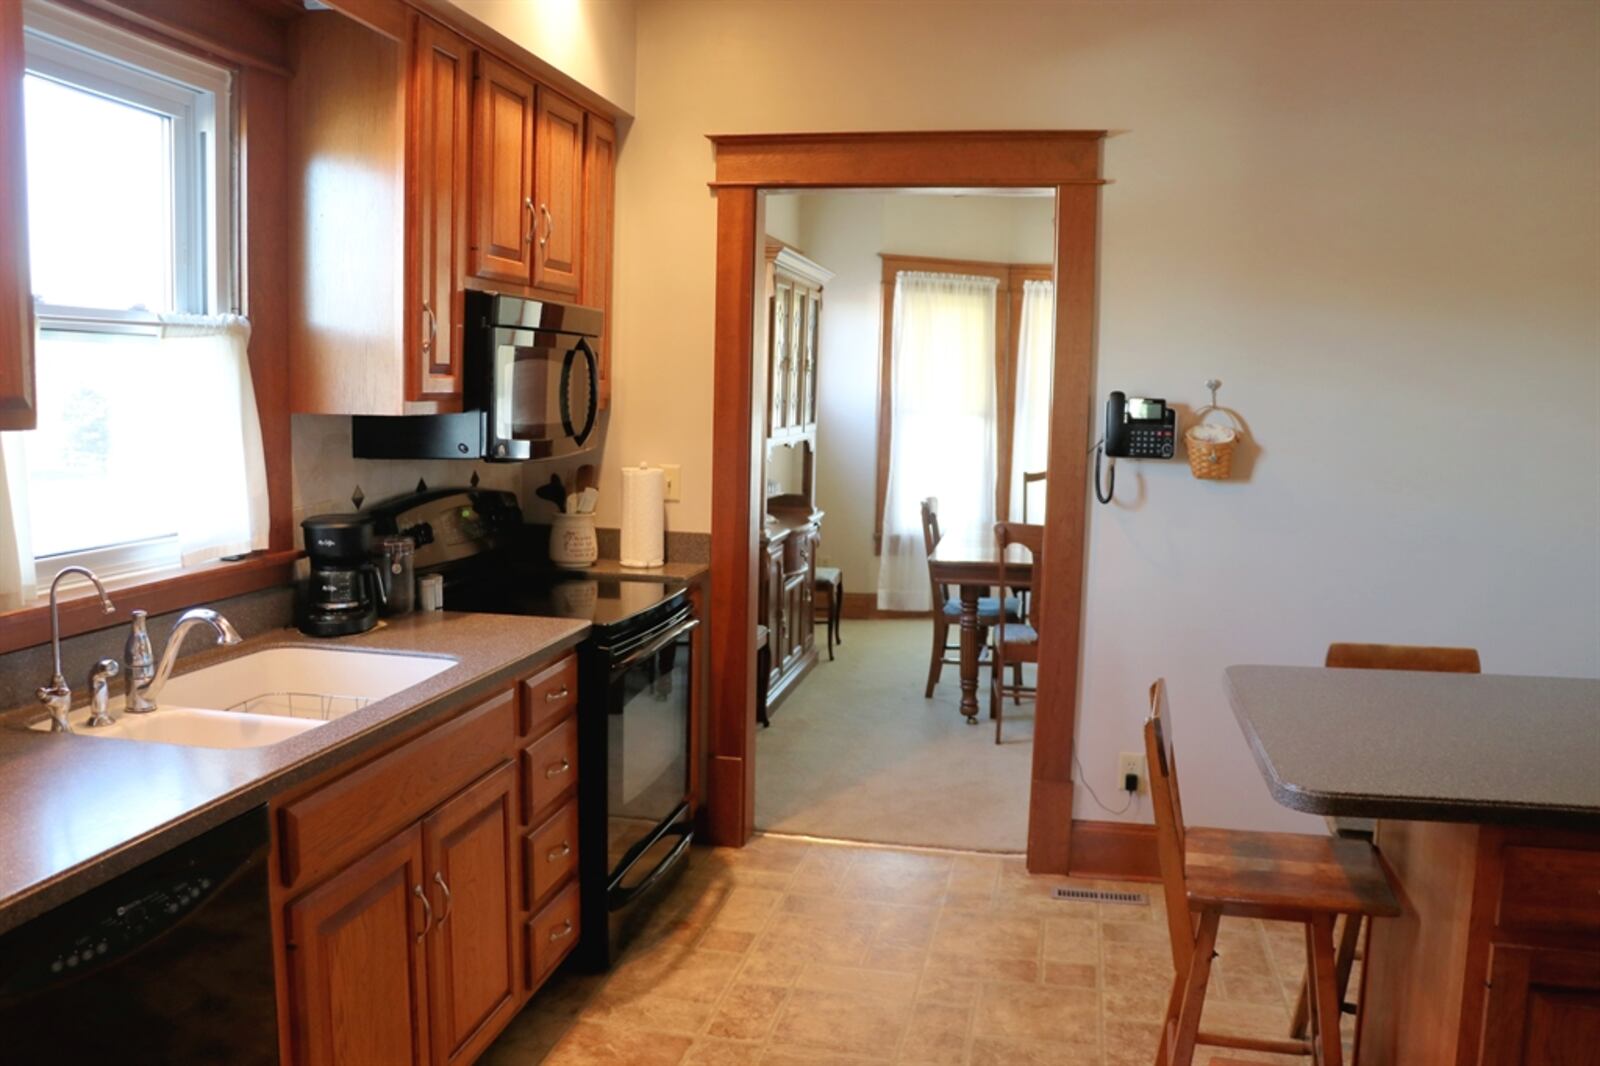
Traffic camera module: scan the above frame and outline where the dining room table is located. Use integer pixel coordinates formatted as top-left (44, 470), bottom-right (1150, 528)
top-left (926, 532), bottom-right (1033, 722)
top-left (1224, 665), bottom-right (1600, 1064)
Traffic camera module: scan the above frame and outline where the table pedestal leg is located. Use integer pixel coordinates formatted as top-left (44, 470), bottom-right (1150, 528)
top-left (959, 583), bottom-right (981, 722)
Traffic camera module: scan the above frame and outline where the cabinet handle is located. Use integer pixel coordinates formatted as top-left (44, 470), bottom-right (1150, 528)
top-left (545, 757), bottom-right (571, 779)
top-left (544, 685), bottom-right (569, 703)
top-left (433, 872), bottom-right (452, 925)
top-left (523, 197), bottom-right (536, 245)
top-left (539, 203), bottom-right (552, 250)
top-left (548, 919), bottom-right (574, 943)
top-left (421, 302), bottom-right (437, 358)
top-left (547, 841), bottom-right (571, 863)
top-left (414, 883), bottom-right (433, 940)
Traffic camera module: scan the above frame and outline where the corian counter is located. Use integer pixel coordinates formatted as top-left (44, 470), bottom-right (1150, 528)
top-left (0, 611), bottom-right (588, 935)
top-left (1224, 665), bottom-right (1600, 828)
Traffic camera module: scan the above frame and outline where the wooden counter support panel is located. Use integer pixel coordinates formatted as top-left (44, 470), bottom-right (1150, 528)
top-left (520, 654), bottom-right (577, 737)
top-left (278, 687), bottom-right (516, 889)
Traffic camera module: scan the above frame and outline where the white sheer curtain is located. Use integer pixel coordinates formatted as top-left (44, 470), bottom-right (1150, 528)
top-left (1009, 279), bottom-right (1054, 521)
top-left (877, 272), bottom-right (999, 611)
top-left (157, 314), bottom-right (269, 565)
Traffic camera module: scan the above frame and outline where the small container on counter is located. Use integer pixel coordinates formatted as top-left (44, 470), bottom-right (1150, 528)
top-left (550, 512), bottom-right (598, 568)
top-left (418, 573), bottom-right (444, 611)
top-left (377, 536), bottom-right (416, 614)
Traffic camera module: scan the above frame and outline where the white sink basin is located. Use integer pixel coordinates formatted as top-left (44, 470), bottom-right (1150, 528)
top-left (31, 646), bottom-right (457, 749)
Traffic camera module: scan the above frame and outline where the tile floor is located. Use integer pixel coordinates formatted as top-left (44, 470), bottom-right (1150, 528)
top-left (484, 834), bottom-right (1356, 1065)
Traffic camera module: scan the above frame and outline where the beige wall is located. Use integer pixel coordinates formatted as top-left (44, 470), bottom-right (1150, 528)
top-left (769, 191), bottom-right (1056, 592)
top-left (602, 1), bottom-right (1600, 833)
top-left (445, 0), bottom-right (637, 114)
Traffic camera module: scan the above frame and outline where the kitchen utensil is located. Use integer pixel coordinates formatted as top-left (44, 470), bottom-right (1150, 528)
top-left (577, 487), bottom-right (599, 514)
top-left (576, 464), bottom-right (597, 493)
top-left (535, 474), bottom-right (567, 512)
top-left (566, 493), bottom-right (578, 516)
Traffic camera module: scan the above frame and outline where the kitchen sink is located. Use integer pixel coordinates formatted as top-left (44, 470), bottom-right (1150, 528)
top-left (31, 646), bottom-right (457, 749)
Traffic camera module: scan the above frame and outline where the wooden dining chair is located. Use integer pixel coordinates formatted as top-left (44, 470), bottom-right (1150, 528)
top-left (919, 497), bottom-right (1016, 698)
top-left (1285, 640), bottom-right (1482, 1041)
top-left (1020, 470), bottom-right (1047, 523)
top-left (1146, 679), bottom-right (1402, 1066)
top-left (989, 522), bottom-right (1041, 744)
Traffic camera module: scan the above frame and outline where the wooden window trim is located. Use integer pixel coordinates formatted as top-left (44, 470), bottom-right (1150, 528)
top-left (872, 254), bottom-right (1051, 554)
top-left (1, 1), bottom-right (298, 656)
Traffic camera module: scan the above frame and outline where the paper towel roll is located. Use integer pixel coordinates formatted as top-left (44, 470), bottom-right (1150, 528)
top-left (620, 464), bottom-right (665, 568)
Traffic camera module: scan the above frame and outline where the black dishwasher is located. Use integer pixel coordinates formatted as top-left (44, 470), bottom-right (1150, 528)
top-left (0, 806), bottom-right (278, 1064)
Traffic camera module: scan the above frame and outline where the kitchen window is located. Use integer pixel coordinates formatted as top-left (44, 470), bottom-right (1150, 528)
top-left (0, 3), bottom-right (267, 607)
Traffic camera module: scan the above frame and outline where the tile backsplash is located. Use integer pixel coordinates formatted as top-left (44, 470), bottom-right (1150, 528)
top-left (291, 415), bottom-right (522, 544)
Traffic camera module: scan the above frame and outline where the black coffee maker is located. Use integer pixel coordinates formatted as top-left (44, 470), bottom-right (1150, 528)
top-left (298, 513), bottom-right (383, 636)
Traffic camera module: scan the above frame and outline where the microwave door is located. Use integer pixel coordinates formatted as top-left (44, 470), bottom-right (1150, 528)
top-left (486, 336), bottom-right (531, 460)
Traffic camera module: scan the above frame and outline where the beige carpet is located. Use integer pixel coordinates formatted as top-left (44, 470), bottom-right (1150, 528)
top-left (754, 619), bottom-right (1033, 852)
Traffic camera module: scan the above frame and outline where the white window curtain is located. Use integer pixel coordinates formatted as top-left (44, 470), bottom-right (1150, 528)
top-left (158, 314), bottom-right (269, 565)
top-left (1010, 279), bottom-right (1054, 522)
top-left (0, 313), bottom-right (267, 606)
top-left (877, 272), bottom-right (999, 611)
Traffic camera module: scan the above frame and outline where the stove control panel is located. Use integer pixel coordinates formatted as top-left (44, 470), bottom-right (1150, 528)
top-left (368, 489), bottom-right (522, 570)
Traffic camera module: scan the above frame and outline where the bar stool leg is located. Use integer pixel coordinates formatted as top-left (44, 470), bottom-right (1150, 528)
top-left (1292, 912), bottom-right (1363, 1040)
top-left (1169, 908), bottom-right (1221, 1066)
top-left (1307, 913), bottom-right (1344, 1066)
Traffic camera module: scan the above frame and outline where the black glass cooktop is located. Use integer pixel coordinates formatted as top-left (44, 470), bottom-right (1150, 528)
top-left (439, 558), bottom-right (686, 634)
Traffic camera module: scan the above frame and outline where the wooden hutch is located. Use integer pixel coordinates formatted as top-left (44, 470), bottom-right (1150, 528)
top-left (759, 240), bottom-right (831, 713)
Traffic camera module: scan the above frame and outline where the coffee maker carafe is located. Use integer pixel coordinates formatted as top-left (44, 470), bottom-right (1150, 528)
top-left (298, 513), bottom-right (383, 636)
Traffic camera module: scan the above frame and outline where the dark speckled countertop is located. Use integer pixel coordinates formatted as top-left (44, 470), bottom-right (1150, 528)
top-left (1226, 665), bottom-right (1600, 829)
top-left (0, 611), bottom-right (588, 935)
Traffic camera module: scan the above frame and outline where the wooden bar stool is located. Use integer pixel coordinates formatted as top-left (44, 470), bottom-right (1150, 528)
top-left (1145, 679), bottom-right (1402, 1066)
top-left (814, 565), bottom-right (842, 660)
top-left (989, 522), bottom-right (1040, 744)
top-left (1285, 640), bottom-right (1482, 1040)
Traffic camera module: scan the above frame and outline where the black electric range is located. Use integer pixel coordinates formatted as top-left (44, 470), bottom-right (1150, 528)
top-left (367, 488), bottom-right (697, 972)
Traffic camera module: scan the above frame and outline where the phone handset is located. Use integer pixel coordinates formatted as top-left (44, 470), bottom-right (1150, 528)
top-left (1094, 391), bottom-right (1124, 504)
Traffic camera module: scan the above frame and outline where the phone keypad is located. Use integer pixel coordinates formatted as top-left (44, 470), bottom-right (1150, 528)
top-left (1128, 427), bottom-right (1175, 459)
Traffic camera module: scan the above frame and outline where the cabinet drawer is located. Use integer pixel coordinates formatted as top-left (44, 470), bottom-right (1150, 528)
top-left (521, 654), bottom-right (577, 737)
top-left (526, 882), bottom-right (580, 989)
top-left (522, 717), bottom-right (578, 820)
top-left (1498, 845), bottom-right (1600, 935)
top-left (279, 687), bottom-right (516, 888)
top-left (525, 800), bottom-right (578, 908)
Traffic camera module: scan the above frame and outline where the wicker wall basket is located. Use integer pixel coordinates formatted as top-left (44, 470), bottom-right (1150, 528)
top-left (1185, 407), bottom-right (1243, 480)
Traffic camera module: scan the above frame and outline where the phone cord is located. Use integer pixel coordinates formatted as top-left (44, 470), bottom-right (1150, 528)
top-left (1093, 444), bottom-right (1115, 504)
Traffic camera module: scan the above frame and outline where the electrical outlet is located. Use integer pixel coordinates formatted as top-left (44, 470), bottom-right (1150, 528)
top-left (661, 464), bottom-right (682, 502)
top-left (1117, 752), bottom-right (1147, 795)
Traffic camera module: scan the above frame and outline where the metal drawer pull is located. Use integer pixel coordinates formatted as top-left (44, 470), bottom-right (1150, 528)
top-left (545, 757), bottom-right (571, 779)
top-left (544, 685), bottom-right (569, 703)
top-left (434, 872), bottom-right (452, 925)
top-left (539, 203), bottom-right (552, 249)
top-left (548, 919), bottom-right (574, 943)
top-left (421, 303), bottom-right (436, 357)
top-left (547, 841), bottom-right (571, 863)
top-left (523, 198), bottom-right (536, 245)
top-left (414, 884), bottom-right (433, 940)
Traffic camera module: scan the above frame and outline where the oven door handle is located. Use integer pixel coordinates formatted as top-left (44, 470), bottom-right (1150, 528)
top-left (609, 823), bottom-right (693, 910)
top-left (610, 616), bottom-right (699, 676)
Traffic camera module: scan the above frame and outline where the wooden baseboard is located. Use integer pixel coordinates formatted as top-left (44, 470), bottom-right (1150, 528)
top-left (1065, 819), bottom-right (1160, 883)
top-left (839, 592), bottom-right (929, 621)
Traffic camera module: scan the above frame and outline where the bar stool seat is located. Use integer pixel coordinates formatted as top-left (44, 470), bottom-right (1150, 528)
top-left (1184, 827), bottom-right (1401, 919)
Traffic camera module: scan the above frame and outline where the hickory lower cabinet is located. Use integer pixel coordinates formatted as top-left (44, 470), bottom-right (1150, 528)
top-left (273, 654), bottom-right (580, 1066)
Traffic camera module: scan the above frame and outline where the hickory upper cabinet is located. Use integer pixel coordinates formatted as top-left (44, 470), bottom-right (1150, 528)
top-left (470, 58), bottom-right (584, 298)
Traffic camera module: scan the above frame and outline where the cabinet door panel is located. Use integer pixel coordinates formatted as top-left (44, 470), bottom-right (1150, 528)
top-left (0, 0), bottom-right (34, 430)
top-left (286, 825), bottom-right (430, 1066)
top-left (471, 54), bottom-right (535, 284)
top-left (424, 761), bottom-right (518, 1066)
top-left (533, 88), bottom-right (584, 295)
top-left (1480, 944), bottom-right (1600, 1065)
top-left (410, 18), bottom-right (470, 404)
top-left (582, 115), bottom-right (616, 407)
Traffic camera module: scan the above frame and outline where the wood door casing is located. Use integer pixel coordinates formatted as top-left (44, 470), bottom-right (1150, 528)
top-left (409, 17), bottom-right (471, 405)
top-left (532, 87), bottom-right (584, 295)
top-left (0, 0), bottom-right (34, 430)
top-left (581, 115), bottom-right (616, 407)
top-left (470, 52), bottom-right (535, 284)
top-left (423, 760), bottom-right (519, 1066)
top-left (286, 824), bottom-right (430, 1066)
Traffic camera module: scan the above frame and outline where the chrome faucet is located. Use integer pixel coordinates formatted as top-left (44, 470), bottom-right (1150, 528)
top-left (36, 567), bottom-right (116, 733)
top-left (124, 608), bottom-right (242, 714)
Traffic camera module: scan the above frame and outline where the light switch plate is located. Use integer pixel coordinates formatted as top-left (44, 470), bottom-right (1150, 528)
top-left (661, 464), bottom-right (681, 502)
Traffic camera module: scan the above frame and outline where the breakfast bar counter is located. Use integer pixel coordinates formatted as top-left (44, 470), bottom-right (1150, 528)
top-left (1226, 666), bottom-right (1600, 1065)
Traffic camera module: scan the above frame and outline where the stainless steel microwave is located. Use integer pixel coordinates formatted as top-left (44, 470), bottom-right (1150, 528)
top-left (352, 291), bottom-right (601, 462)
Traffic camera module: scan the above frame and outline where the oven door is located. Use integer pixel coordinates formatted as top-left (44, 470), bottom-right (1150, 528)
top-left (602, 607), bottom-right (697, 905)
top-left (486, 327), bottom-right (598, 461)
